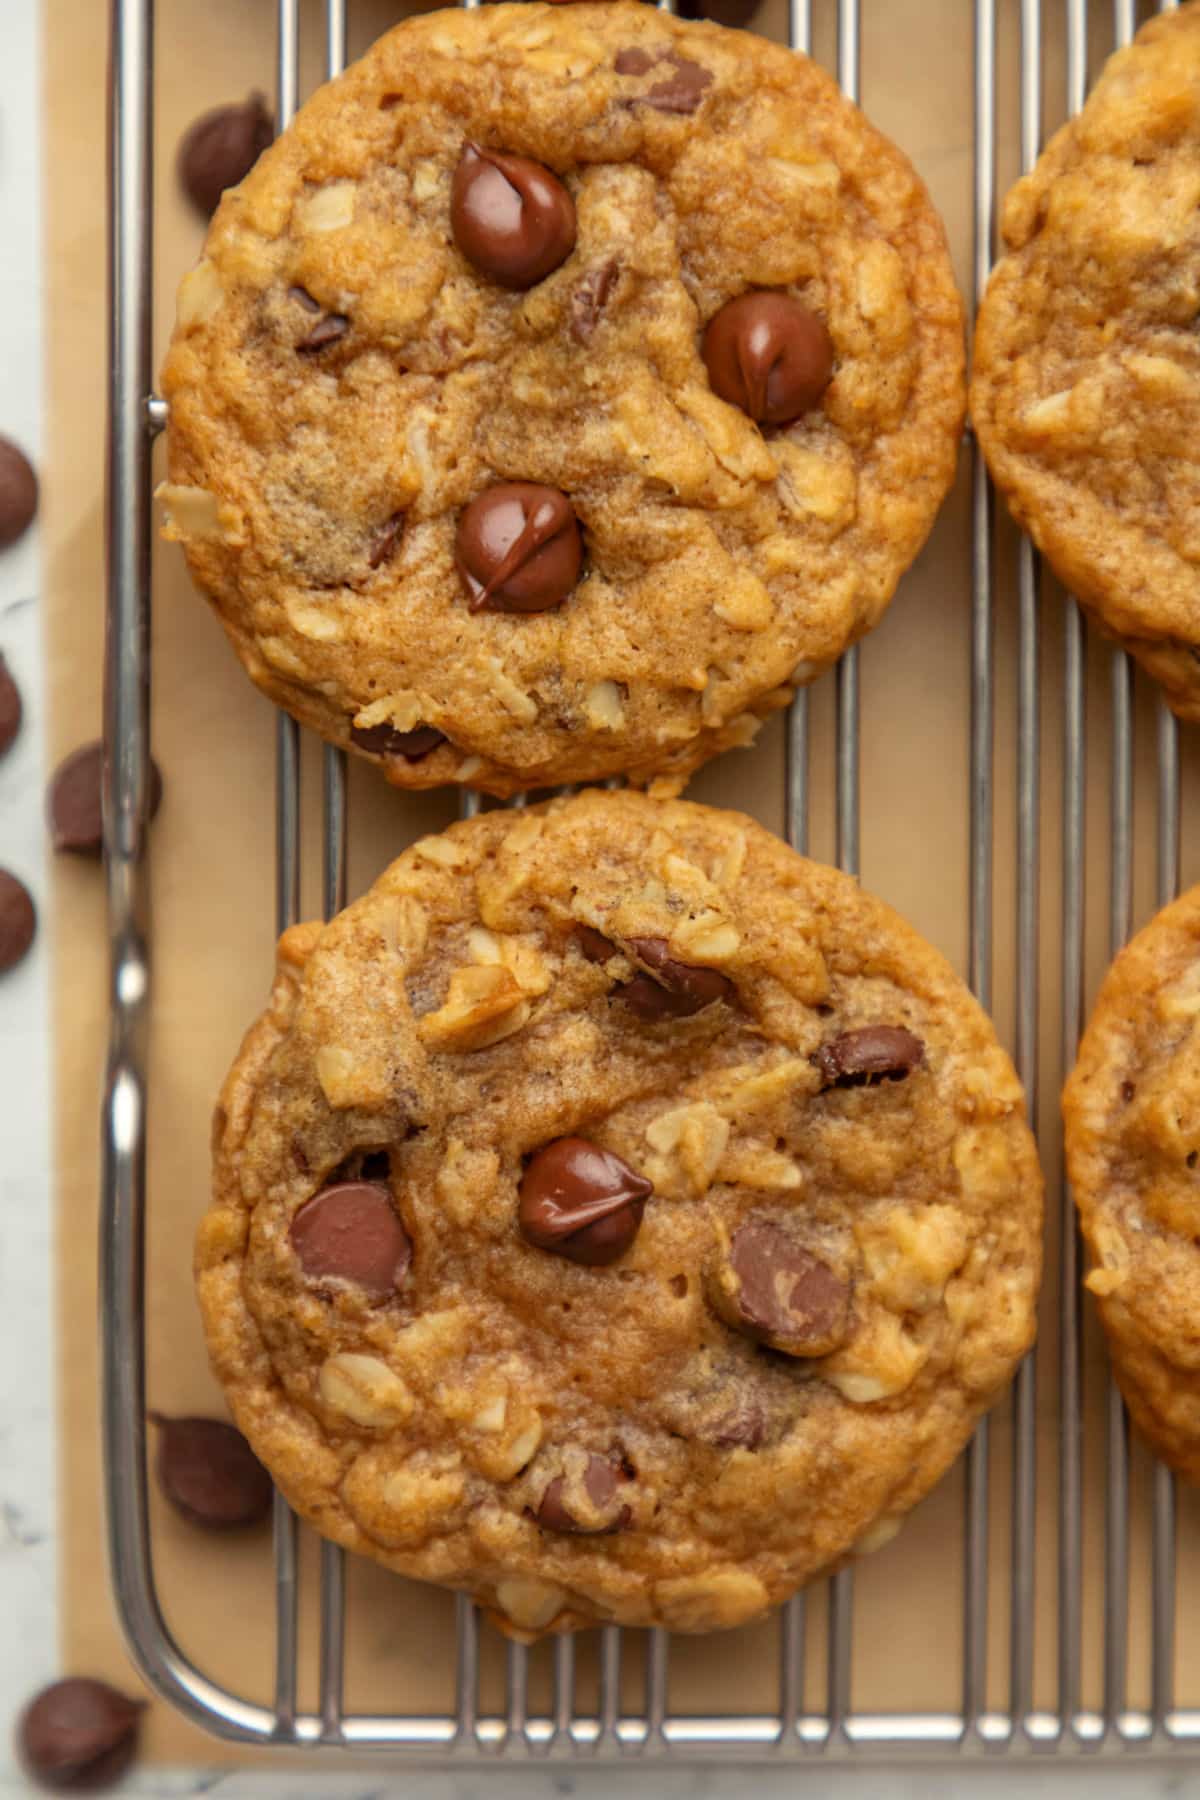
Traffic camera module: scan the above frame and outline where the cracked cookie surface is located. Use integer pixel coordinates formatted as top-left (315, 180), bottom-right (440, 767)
top-left (160, 1), bottom-right (963, 796)
top-left (972, 5), bottom-right (1200, 718)
top-left (197, 790), bottom-right (1041, 1636)
top-left (1064, 886), bottom-right (1200, 1481)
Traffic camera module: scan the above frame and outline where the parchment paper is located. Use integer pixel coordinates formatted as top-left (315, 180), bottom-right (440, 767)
top-left (46, 0), bottom-right (1200, 1766)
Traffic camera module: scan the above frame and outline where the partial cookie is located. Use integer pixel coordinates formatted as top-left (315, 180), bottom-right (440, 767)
top-left (972, 6), bottom-right (1200, 718)
top-left (160, 2), bottom-right (964, 796)
top-left (197, 790), bottom-right (1041, 1638)
top-left (1064, 886), bottom-right (1200, 1480)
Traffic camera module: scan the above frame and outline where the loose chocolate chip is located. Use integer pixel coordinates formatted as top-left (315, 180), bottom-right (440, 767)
top-left (450, 143), bottom-right (576, 291)
top-left (178, 92), bottom-right (274, 217)
top-left (349, 720), bottom-right (446, 760)
top-left (150, 1414), bottom-right (273, 1530)
top-left (570, 258), bottom-right (620, 343)
top-left (297, 312), bottom-right (349, 353)
top-left (0, 435), bottom-right (38, 550)
top-left (0, 869), bottom-right (36, 974)
top-left (615, 47), bottom-right (655, 74)
top-left (575, 924), bottom-right (615, 963)
top-left (367, 513), bottom-right (405, 570)
top-left (18, 1678), bottom-right (145, 1793)
top-left (518, 1136), bottom-right (652, 1266)
top-left (456, 482), bottom-right (583, 614)
top-left (703, 292), bottom-right (834, 427)
top-left (618, 935), bottom-right (734, 1019)
top-left (0, 652), bottom-right (22, 756)
top-left (290, 1180), bottom-right (412, 1298)
top-left (812, 1024), bottom-right (925, 1088)
top-left (645, 51), bottom-right (713, 113)
top-left (48, 742), bottom-right (163, 856)
top-left (711, 1218), bottom-right (850, 1357)
top-left (536, 1453), bottom-right (632, 1534)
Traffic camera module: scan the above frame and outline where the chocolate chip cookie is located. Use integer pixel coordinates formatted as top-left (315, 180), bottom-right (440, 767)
top-left (972, 6), bottom-right (1200, 718)
top-left (1064, 886), bottom-right (1200, 1480)
top-left (197, 789), bottom-right (1041, 1636)
top-left (160, 2), bottom-right (964, 797)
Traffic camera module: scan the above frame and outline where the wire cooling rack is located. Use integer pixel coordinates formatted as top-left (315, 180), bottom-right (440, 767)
top-left (101, 0), bottom-right (1196, 1763)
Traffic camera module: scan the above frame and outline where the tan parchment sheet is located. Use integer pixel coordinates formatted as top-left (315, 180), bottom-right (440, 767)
top-left (45, 0), bottom-right (1200, 1768)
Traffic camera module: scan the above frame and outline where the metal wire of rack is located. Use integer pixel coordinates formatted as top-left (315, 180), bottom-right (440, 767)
top-left (100, 0), bottom-right (1194, 1765)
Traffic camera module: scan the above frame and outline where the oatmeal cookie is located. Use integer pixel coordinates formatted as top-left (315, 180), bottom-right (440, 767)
top-left (972, 5), bottom-right (1200, 718)
top-left (1064, 885), bottom-right (1200, 1480)
top-left (197, 789), bottom-right (1041, 1636)
top-left (160, 2), bottom-right (964, 796)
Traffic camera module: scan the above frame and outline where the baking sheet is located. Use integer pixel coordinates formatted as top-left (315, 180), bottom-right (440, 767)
top-left (46, 0), bottom-right (1200, 1765)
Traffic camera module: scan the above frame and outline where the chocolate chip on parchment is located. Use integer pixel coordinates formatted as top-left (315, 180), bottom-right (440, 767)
top-left (812, 1024), bottom-right (925, 1088)
top-left (290, 1180), bottom-right (413, 1298)
top-left (703, 292), bottom-right (834, 427)
top-left (47, 742), bottom-right (163, 856)
top-left (297, 312), bottom-right (350, 353)
top-left (570, 258), bottom-right (620, 343)
top-left (456, 482), bottom-right (583, 614)
top-left (708, 1218), bottom-right (850, 1357)
top-left (0, 653), bottom-right (23, 757)
top-left (0, 435), bottom-right (38, 550)
top-left (618, 935), bottom-right (734, 1019)
top-left (349, 720), bottom-right (446, 760)
top-left (18, 1677), bottom-right (145, 1793)
top-left (518, 1136), bottom-right (652, 1266)
top-left (178, 92), bottom-right (274, 217)
top-left (450, 144), bottom-right (576, 291)
top-left (536, 1453), bottom-right (632, 1534)
top-left (149, 1414), bottom-right (273, 1530)
top-left (0, 869), bottom-right (36, 974)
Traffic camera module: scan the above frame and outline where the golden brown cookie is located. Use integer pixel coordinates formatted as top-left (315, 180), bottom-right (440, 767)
top-left (197, 790), bottom-right (1041, 1637)
top-left (159, 2), bottom-right (964, 797)
top-left (972, 6), bottom-right (1200, 718)
top-left (1064, 886), bottom-right (1200, 1480)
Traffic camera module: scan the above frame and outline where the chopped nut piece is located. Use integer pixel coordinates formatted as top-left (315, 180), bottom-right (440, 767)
top-left (494, 1577), bottom-right (566, 1632)
top-left (176, 258), bottom-right (224, 329)
top-left (296, 181), bottom-right (356, 232)
top-left (419, 964), bottom-right (531, 1051)
top-left (318, 1353), bottom-right (413, 1427)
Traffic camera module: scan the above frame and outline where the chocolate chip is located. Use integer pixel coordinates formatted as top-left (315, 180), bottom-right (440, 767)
top-left (709, 1218), bottom-right (850, 1357)
top-left (618, 935), bottom-right (734, 1019)
top-left (677, 0), bottom-right (759, 23)
top-left (0, 435), bottom-right (38, 549)
top-left (812, 1024), bottom-right (925, 1088)
top-left (615, 47), bottom-right (655, 74)
top-left (450, 144), bottom-right (576, 291)
top-left (289, 1180), bottom-right (412, 1298)
top-left (149, 1414), bottom-right (273, 1530)
top-left (178, 92), bottom-right (274, 217)
top-left (297, 312), bottom-right (349, 353)
top-left (518, 1136), bottom-right (652, 1266)
top-left (575, 924), bottom-right (615, 963)
top-left (535, 1453), bottom-right (632, 1534)
top-left (289, 285), bottom-right (321, 312)
top-left (0, 870), bottom-right (36, 974)
top-left (456, 482), bottom-right (582, 614)
top-left (703, 292), bottom-right (834, 428)
top-left (367, 513), bottom-right (405, 570)
top-left (349, 720), bottom-right (445, 760)
top-left (645, 51), bottom-right (713, 113)
top-left (1120, 1079), bottom-right (1136, 1104)
top-left (18, 1678), bottom-right (145, 1793)
top-left (0, 653), bottom-right (23, 757)
top-left (570, 258), bottom-right (620, 343)
top-left (710, 1394), bottom-right (767, 1450)
top-left (47, 742), bottom-right (163, 856)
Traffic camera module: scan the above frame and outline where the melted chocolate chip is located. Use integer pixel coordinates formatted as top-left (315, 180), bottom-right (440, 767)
top-left (518, 1136), bottom-right (652, 1266)
top-left (0, 436), bottom-right (38, 549)
top-left (703, 292), bottom-right (834, 427)
top-left (570, 258), bottom-right (620, 343)
top-left (710, 1218), bottom-right (851, 1357)
top-left (575, 924), bottom-right (615, 963)
top-left (615, 47), bottom-right (655, 74)
top-left (367, 513), bottom-right (405, 570)
top-left (18, 1678), bottom-right (145, 1792)
top-left (0, 653), bottom-right (24, 756)
top-left (536, 1453), bottom-right (632, 1533)
top-left (456, 482), bottom-right (582, 614)
top-left (812, 1024), bottom-right (925, 1088)
top-left (618, 935), bottom-right (734, 1019)
top-left (178, 93), bottom-right (274, 217)
top-left (297, 312), bottom-right (349, 353)
top-left (645, 51), bottom-right (713, 113)
top-left (149, 1414), bottom-right (274, 1529)
top-left (290, 1180), bottom-right (412, 1297)
top-left (47, 742), bottom-right (163, 857)
top-left (0, 869), bottom-right (36, 974)
top-left (349, 720), bottom-right (446, 760)
top-left (450, 144), bottom-right (576, 290)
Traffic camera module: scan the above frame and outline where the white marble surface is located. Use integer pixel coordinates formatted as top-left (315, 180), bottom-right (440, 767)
top-left (2, 1), bottom-right (1200, 1794)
